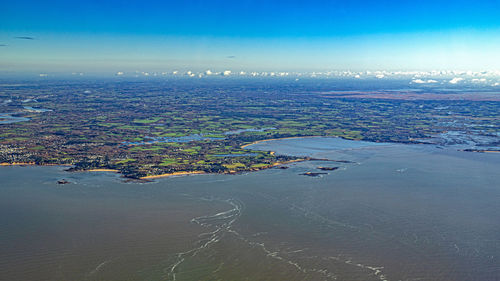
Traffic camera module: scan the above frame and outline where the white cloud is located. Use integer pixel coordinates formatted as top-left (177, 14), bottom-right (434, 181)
top-left (449, 77), bottom-right (464, 84)
top-left (471, 78), bottom-right (487, 83)
top-left (412, 79), bottom-right (438, 84)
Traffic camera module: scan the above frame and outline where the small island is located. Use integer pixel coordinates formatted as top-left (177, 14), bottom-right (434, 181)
top-left (301, 172), bottom-right (328, 177)
top-left (317, 166), bottom-right (339, 171)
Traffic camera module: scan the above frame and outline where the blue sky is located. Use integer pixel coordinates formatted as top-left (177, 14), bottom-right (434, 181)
top-left (1, 0), bottom-right (500, 72)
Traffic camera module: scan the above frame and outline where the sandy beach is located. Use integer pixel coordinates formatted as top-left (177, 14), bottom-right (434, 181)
top-left (86, 169), bottom-right (120, 172)
top-left (0, 162), bottom-right (36, 166)
top-left (140, 171), bottom-right (206, 180)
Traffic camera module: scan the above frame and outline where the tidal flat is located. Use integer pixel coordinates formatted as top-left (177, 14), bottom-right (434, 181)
top-left (1, 137), bottom-right (499, 281)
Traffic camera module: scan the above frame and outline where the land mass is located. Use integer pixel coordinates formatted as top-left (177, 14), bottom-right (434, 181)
top-left (1, 78), bottom-right (499, 179)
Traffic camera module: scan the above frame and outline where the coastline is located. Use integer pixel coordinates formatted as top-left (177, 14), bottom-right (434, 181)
top-left (1, 136), bottom-right (350, 180)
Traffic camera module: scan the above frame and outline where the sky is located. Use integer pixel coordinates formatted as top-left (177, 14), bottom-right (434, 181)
top-left (1, 0), bottom-right (500, 73)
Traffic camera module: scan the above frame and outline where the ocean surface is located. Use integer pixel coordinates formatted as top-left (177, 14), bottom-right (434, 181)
top-left (1, 137), bottom-right (499, 281)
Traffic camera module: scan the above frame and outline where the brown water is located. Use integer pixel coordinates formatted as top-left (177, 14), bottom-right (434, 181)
top-left (1, 138), bottom-right (499, 280)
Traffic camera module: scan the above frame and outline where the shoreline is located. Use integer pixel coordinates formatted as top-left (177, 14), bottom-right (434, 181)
top-left (0, 136), bottom-right (344, 181)
top-left (0, 136), bottom-right (435, 180)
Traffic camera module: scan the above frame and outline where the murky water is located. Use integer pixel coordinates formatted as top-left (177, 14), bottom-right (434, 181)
top-left (1, 138), bottom-right (499, 280)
